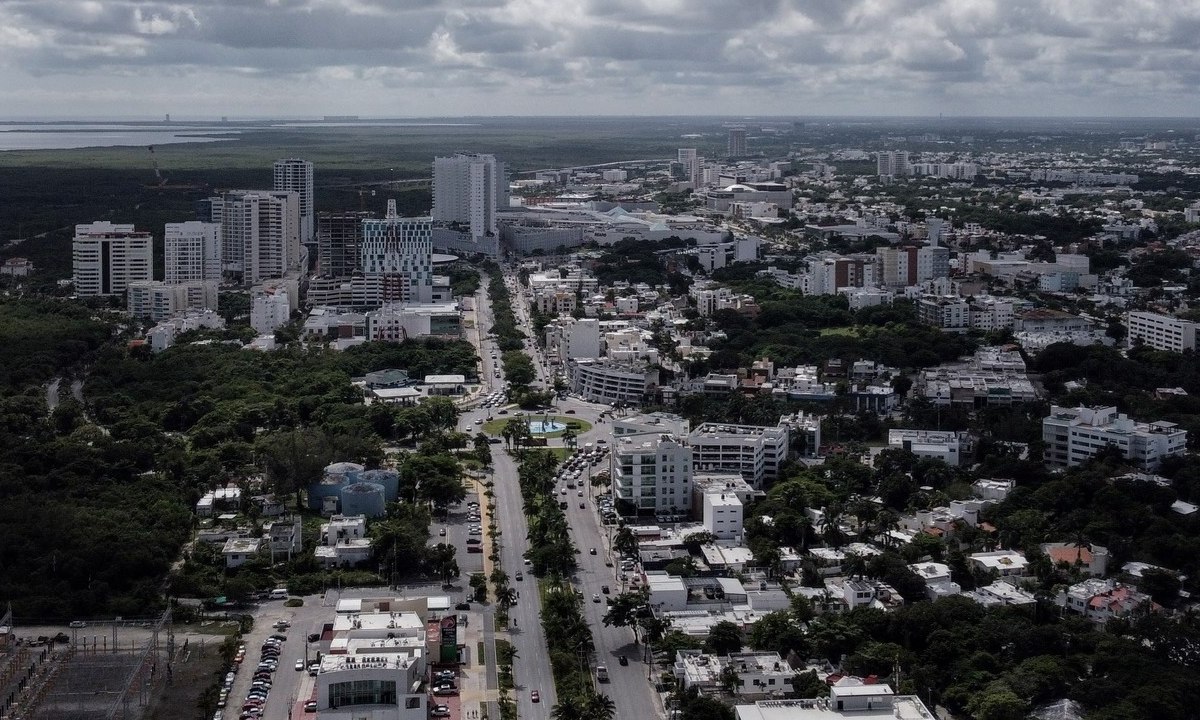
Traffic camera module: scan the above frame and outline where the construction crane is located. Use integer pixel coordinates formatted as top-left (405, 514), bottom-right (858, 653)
top-left (147, 145), bottom-right (167, 187)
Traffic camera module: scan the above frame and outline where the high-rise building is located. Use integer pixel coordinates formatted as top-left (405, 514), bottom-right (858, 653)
top-left (611, 431), bottom-right (693, 514)
top-left (432, 153), bottom-right (507, 244)
top-left (727, 127), bottom-right (747, 157)
top-left (164, 221), bottom-right (222, 284)
top-left (204, 190), bottom-right (300, 283)
top-left (317, 211), bottom-right (374, 277)
top-left (360, 200), bottom-right (434, 304)
top-left (876, 150), bottom-right (910, 177)
top-left (273, 158), bottom-right (314, 246)
top-left (678, 148), bottom-right (702, 187)
top-left (876, 246), bottom-right (949, 287)
top-left (71, 221), bottom-right (153, 297)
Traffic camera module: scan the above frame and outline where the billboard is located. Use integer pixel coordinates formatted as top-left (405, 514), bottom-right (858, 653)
top-left (439, 615), bottom-right (458, 664)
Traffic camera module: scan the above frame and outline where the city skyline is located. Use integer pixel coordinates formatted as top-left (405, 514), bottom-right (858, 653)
top-left (3, 1), bottom-right (1200, 119)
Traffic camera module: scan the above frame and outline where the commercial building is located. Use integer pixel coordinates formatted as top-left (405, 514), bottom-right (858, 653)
top-left (612, 431), bottom-right (693, 514)
top-left (568, 358), bottom-right (657, 404)
top-left (546, 317), bottom-right (602, 364)
top-left (735, 680), bottom-right (934, 720)
top-left (678, 148), bottom-right (702, 187)
top-left (365, 303), bottom-right (462, 341)
top-left (360, 201), bottom-right (434, 304)
top-left (128, 280), bottom-right (218, 321)
top-left (875, 245), bottom-right (948, 288)
top-left (689, 423), bottom-right (790, 489)
top-left (432, 153), bottom-right (507, 245)
top-left (1043, 405), bottom-right (1187, 471)
top-left (164, 221), bottom-right (222, 284)
top-left (318, 211), bottom-right (374, 277)
top-left (917, 348), bottom-right (1038, 407)
top-left (614, 412), bottom-right (691, 439)
top-left (1126, 311), bottom-right (1198, 353)
top-left (273, 158), bottom-right (314, 245)
top-left (886, 429), bottom-right (964, 466)
top-left (71, 221), bottom-right (153, 297)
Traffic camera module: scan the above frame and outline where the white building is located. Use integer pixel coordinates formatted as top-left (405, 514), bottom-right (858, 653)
top-left (1059, 578), bottom-right (1155, 625)
top-left (71, 221), bottom-right (153, 297)
top-left (886, 429), bottom-right (963, 466)
top-left (612, 432), bottom-right (693, 513)
top-left (548, 317), bottom-right (602, 364)
top-left (360, 201), bottom-right (434, 304)
top-left (164, 221), bottom-right (222, 284)
top-left (1126, 311), bottom-right (1198, 353)
top-left (678, 148), bottom-right (702, 187)
top-left (312, 605), bottom-right (431, 720)
top-left (689, 423), bottom-right (790, 489)
top-left (969, 550), bottom-right (1029, 578)
top-left (568, 358), bottom-right (657, 404)
top-left (222, 538), bottom-right (263, 568)
top-left (146, 310), bottom-right (225, 352)
top-left (1043, 405), bottom-right (1188, 471)
top-left (614, 412), bottom-right (691, 439)
top-left (315, 515), bottom-right (373, 568)
top-left (251, 286), bottom-right (292, 335)
top-left (128, 280), bottom-right (218, 321)
top-left (674, 650), bottom-right (794, 698)
top-left (736, 680), bottom-right (933, 720)
top-left (876, 150), bottom-right (910, 177)
top-left (206, 189), bottom-right (301, 283)
top-left (432, 153), bottom-right (506, 244)
top-left (273, 158), bottom-right (314, 245)
top-left (364, 302), bottom-right (462, 342)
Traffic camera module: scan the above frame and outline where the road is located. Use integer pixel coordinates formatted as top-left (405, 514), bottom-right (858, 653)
top-left (463, 267), bottom-right (661, 720)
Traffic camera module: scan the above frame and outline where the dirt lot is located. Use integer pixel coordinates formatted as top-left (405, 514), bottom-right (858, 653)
top-left (145, 638), bottom-right (227, 720)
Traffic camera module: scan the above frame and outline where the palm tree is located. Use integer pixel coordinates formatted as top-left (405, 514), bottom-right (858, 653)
top-left (562, 427), bottom-right (578, 451)
top-left (584, 693), bottom-right (617, 720)
top-left (550, 697), bottom-right (585, 720)
top-left (496, 586), bottom-right (517, 616)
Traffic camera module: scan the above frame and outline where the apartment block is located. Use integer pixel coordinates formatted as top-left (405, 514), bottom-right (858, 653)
top-left (128, 280), bottom-right (218, 321)
top-left (360, 201), bottom-right (434, 304)
top-left (689, 422), bottom-right (790, 489)
top-left (164, 221), bottom-right (222, 284)
top-left (71, 221), bottom-right (153, 297)
top-left (317, 210), bottom-right (374, 277)
top-left (1043, 405), bottom-right (1187, 471)
top-left (1126, 311), bottom-right (1198, 353)
top-left (612, 432), bottom-right (693, 513)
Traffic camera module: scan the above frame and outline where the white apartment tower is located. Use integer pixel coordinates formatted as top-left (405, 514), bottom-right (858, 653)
top-left (359, 200), bottom-right (434, 304)
top-left (72, 221), bottom-right (153, 297)
top-left (877, 150), bottom-right (910, 177)
top-left (273, 158), bottom-right (314, 245)
top-left (611, 432), bottom-right (694, 514)
top-left (1126, 311), bottom-right (1198, 353)
top-left (432, 153), bottom-right (507, 244)
top-left (207, 190), bottom-right (300, 284)
top-left (164, 221), bottom-right (222, 283)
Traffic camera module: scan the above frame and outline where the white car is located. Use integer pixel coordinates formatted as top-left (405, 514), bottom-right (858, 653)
top-left (295, 659), bottom-right (305, 671)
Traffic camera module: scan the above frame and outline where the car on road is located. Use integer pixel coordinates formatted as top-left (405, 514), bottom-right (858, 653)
top-left (69, 620), bottom-right (86, 628)
top-left (592, 594), bottom-right (601, 603)
top-left (433, 685), bottom-right (457, 696)
top-left (455, 601), bottom-right (471, 610)
top-left (619, 655), bottom-right (628, 666)
top-left (565, 409), bottom-right (576, 414)
top-left (515, 572), bottom-right (523, 581)
top-left (295, 659), bottom-right (304, 671)
top-left (438, 528), bottom-right (446, 536)
top-left (431, 705), bottom-right (451, 718)
top-left (531, 690), bottom-right (540, 703)
top-left (601, 585), bottom-right (610, 594)
top-left (579, 502), bottom-right (585, 509)
top-left (304, 701), bottom-right (318, 712)
top-left (578, 490), bottom-right (584, 497)
top-left (466, 538), bottom-right (481, 545)
top-left (589, 547), bottom-right (597, 555)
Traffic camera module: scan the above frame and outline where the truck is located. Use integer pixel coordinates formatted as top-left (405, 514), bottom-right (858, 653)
top-left (595, 665), bottom-right (609, 683)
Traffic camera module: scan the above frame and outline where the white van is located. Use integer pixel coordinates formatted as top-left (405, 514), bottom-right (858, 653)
top-left (269, 588), bottom-right (288, 600)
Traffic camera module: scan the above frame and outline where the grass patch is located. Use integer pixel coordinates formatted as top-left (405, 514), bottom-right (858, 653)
top-left (483, 415), bottom-right (593, 438)
top-left (477, 641), bottom-right (485, 665)
top-left (819, 326), bottom-right (862, 337)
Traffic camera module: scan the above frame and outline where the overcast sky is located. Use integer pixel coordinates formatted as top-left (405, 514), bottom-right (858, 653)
top-left (3, 0), bottom-right (1200, 119)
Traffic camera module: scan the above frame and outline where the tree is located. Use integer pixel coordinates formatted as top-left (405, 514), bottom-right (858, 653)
top-left (584, 694), bottom-right (617, 720)
top-left (550, 697), bottom-right (585, 720)
top-left (427, 543), bottom-right (459, 586)
top-left (603, 591), bottom-right (645, 640)
top-left (420, 396), bottom-right (460, 429)
top-left (704, 620), bottom-right (744, 656)
top-left (613, 526), bottom-right (640, 558)
top-left (719, 666), bottom-right (741, 695)
top-left (748, 611), bottom-right (807, 658)
top-left (562, 427), bottom-right (578, 451)
top-left (473, 432), bottom-right (493, 467)
top-left (792, 670), bottom-right (828, 698)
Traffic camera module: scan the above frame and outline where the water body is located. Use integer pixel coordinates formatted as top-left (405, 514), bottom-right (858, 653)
top-left (0, 124), bottom-right (240, 151)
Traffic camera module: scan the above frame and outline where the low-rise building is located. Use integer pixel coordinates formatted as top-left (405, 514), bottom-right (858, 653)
top-left (568, 358), bottom-right (658, 404)
top-left (1043, 405), bottom-right (1187, 470)
top-left (1059, 578), bottom-right (1156, 625)
top-left (1126, 310), bottom-right (1198, 352)
top-left (689, 422), bottom-right (790, 489)
top-left (675, 650), bottom-right (795, 698)
top-left (735, 680), bottom-right (934, 720)
top-left (612, 432), bottom-right (693, 514)
top-left (315, 515), bottom-right (374, 568)
top-left (1041, 542), bottom-right (1109, 577)
top-left (969, 550), bottom-right (1029, 578)
top-left (886, 429), bottom-right (964, 466)
top-left (222, 537), bottom-right (264, 568)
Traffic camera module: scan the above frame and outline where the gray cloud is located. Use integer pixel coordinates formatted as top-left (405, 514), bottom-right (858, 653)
top-left (1, 0), bottom-right (1199, 117)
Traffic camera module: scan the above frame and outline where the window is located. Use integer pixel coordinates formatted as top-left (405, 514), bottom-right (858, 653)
top-left (405, 698), bottom-right (421, 709)
top-left (329, 680), bottom-right (398, 708)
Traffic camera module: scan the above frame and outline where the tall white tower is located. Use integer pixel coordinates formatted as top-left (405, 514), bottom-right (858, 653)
top-left (164, 221), bottom-right (222, 283)
top-left (71, 221), bottom-right (153, 297)
top-left (273, 158), bottom-right (314, 245)
top-left (432, 153), bottom-right (506, 244)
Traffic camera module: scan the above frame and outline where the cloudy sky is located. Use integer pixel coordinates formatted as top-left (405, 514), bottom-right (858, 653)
top-left (2, 0), bottom-right (1199, 119)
